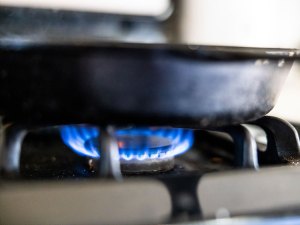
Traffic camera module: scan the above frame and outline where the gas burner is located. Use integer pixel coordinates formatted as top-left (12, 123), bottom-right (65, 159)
top-left (60, 126), bottom-right (194, 173)
top-left (2, 116), bottom-right (300, 225)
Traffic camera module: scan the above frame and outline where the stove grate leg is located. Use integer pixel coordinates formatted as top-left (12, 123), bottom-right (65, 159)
top-left (0, 124), bottom-right (27, 177)
top-left (98, 126), bottom-right (122, 181)
top-left (222, 125), bottom-right (259, 170)
top-left (251, 116), bottom-right (300, 164)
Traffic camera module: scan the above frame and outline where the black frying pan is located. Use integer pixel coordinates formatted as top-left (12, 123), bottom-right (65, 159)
top-left (0, 44), bottom-right (296, 128)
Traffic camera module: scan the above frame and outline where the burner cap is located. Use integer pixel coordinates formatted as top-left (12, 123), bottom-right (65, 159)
top-left (121, 157), bottom-right (175, 174)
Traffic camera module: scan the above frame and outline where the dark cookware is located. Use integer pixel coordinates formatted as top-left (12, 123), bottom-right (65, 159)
top-left (0, 44), bottom-right (296, 128)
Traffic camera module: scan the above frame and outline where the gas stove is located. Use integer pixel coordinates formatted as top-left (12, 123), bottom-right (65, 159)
top-left (1, 1), bottom-right (300, 225)
top-left (1, 117), bottom-right (300, 225)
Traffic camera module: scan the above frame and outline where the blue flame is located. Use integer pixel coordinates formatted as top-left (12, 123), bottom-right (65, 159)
top-left (60, 126), bottom-right (193, 160)
top-left (60, 125), bottom-right (99, 158)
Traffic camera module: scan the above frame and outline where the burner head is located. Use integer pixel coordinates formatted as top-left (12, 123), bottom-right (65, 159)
top-left (60, 126), bottom-right (193, 172)
top-left (120, 157), bottom-right (175, 174)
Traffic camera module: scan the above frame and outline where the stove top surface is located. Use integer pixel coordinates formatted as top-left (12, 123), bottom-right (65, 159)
top-left (2, 117), bottom-right (300, 225)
